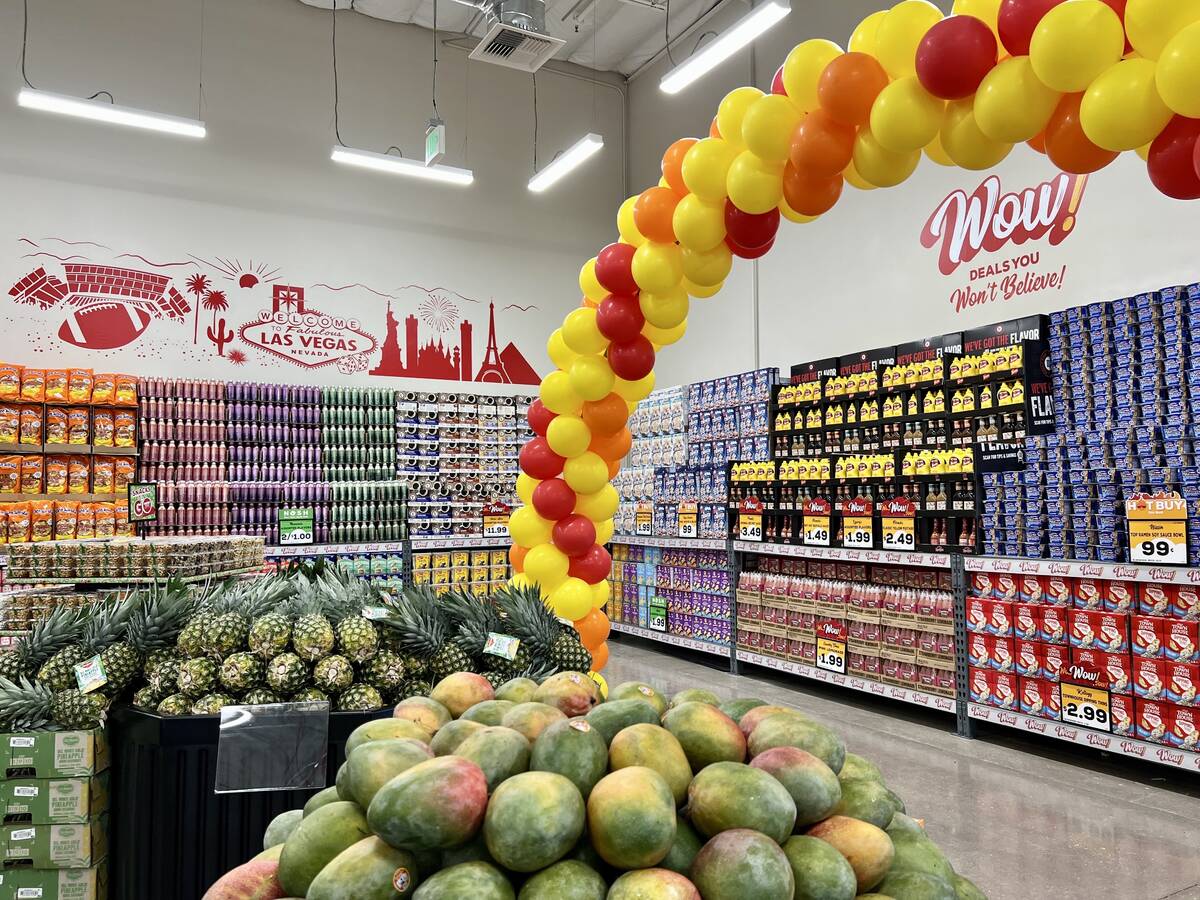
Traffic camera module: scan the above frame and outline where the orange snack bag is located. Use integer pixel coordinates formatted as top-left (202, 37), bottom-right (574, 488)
top-left (30, 499), bottom-right (53, 542)
top-left (45, 368), bottom-right (69, 403)
top-left (20, 369), bottom-right (45, 402)
top-left (114, 502), bottom-right (133, 537)
top-left (91, 457), bottom-right (115, 494)
top-left (114, 457), bottom-right (135, 492)
top-left (75, 502), bottom-right (95, 540)
top-left (6, 502), bottom-right (31, 543)
top-left (19, 407), bottom-right (42, 445)
top-left (68, 456), bottom-right (90, 494)
top-left (20, 456), bottom-right (43, 494)
top-left (114, 411), bottom-right (135, 447)
top-left (67, 408), bottom-right (90, 444)
top-left (68, 369), bottom-right (94, 403)
top-left (44, 407), bottom-right (68, 445)
top-left (0, 365), bottom-right (21, 402)
top-left (91, 374), bottom-right (115, 405)
top-left (0, 456), bottom-right (19, 494)
top-left (0, 505), bottom-right (7, 545)
top-left (0, 405), bottom-right (18, 444)
top-left (45, 455), bottom-right (69, 494)
top-left (93, 503), bottom-right (115, 539)
top-left (54, 501), bottom-right (79, 540)
top-left (92, 410), bottom-right (114, 447)
top-left (114, 374), bottom-right (138, 406)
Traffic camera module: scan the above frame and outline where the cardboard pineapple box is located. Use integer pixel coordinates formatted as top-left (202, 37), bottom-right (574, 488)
top-left (0, 732), bottom-right (108, 780)
top-left (0, 862), bottom-right (107, 900)
top-left (1, 815), bottom-right (107, 869)
top-left (0, 773), bottom-right (109, 825)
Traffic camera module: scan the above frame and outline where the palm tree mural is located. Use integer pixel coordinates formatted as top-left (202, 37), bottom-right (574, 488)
top-left (186, 273), bottom-right (211, 344)
top-left (203, 289), bottom-right (228, 330)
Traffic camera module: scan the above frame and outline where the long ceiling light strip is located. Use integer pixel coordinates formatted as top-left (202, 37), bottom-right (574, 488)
top-left (659, 0), bottom-right (790, 95)
top-left (17, 88), bottom-right (206, 138)
top-left (528, 133), bottom-right (604, 193)
top-left (330, 146), bottom-right (475, 185)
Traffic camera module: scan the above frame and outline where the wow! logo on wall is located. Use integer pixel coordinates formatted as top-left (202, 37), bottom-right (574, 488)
top-left (238, 286), bottom-right (378, 374)
top-left (920, 173), bottom-right (1088, 314)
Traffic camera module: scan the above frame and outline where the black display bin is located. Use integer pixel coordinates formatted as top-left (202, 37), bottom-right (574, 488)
top-left (108, 704), bottom-right (389, 900)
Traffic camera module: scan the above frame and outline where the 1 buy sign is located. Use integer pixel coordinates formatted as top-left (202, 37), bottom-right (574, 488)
top-left (127, 482), bottom-right (158, 523)
top-left (842, 496), bottom-right (874, 549)
top-left (1126, 494), bottom-right (1188, 566)
top-left (802, 497), bottom-right (831, 547)
top-left (880, 496), bottom-right (916, 551)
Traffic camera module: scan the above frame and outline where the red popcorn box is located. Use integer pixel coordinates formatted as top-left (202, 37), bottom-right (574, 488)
top-left (1110, 693), bottom-right (1135, 737)
top-left (1164, 619), bottom-right (1199, 663)
top-left (1016, 639), bottom-right (1042, 678)
top-left (1039, 605), bottom-right (1068, 645)
top-left (1104, 580), bottom-right (1136, 614)
top-left (992, 671), bottom-right (1018, 710)
top-left (1138, 583), bottom-right (1174, 617)
top-left (1136, 697), bottom-right (1170, 744)
top-left (1133, 656), bottom-right (1167, 701)
top-left (1070, 647), bottom-right (1133, 695)
top-left (1073, 578), bottom-right (1105, 610)
top-left (1044, 576), bottom-right (1072, 606)
top-left (1019, 677), bottom-right (1060, 720)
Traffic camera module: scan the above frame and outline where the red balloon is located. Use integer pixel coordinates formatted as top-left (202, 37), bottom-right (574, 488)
top-left (532, 478), bottom-right (577, 521)
top-left (608, 336), bottom-right (656, 380)
top-left (1148, 117), bottom-right (1200, 201)
top-left (916, 15), bottom-right (998, 100)
top-left (527, 399), bottom-right (555, 436)
top-left (726, 235), bottom-right (775, 259)
top-left (1194, 132), bottom-right (1200, 183)
top-left (568, 543), bottom-right (612, 584)
top-left (998, 0), bottom-right (1063, 57)
top-left (596, 293), bottom-right (645, 342)
top-left (724, 201), bottom-right (780, 249)
top-left (594, 242), bottom-right (638, 296)
top-left (771, 65), bottom-right (787, 95)
top-left (519, 437), bottom-right (565, 480)
top-left (553, 514), bottom-right (597, 557)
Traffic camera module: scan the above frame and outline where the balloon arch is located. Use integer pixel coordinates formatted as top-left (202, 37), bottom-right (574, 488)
top-left (507, 0), bottom-right (1200, 673)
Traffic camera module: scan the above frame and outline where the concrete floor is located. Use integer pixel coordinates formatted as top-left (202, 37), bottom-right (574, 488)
top-left (607, 637), bottom-right (1200, 900)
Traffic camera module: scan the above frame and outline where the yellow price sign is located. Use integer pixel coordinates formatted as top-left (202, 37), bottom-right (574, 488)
top-left (842, 515), bottom-right (873, 549)
top-left (678, 501), bottom-right (698, 539)
top-left (881, 516), bottom-right (916, 550)
top-left (739, 513), bottom-right (763, 541)
top-left (1128, 518), bottom-right (1187, 565)
top-left (816, 637), bottom-right (846, 673)
top-left (635, 502), bottom-right (653, 537)
top-left (1061, 682), bottom-right (1111, 731)
top-left (803, 514), bottom-right (831, 547)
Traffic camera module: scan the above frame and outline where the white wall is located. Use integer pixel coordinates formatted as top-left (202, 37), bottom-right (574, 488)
top-left (0, 0), bottom-right (626, 390)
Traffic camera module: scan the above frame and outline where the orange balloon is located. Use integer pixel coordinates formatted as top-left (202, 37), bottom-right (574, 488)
top-left (509, 544), bottom-right (528, 571)
top-left (709, 117), bottom-right (722, 138)
top-left (818, 52), bottom-right (890, 127)
top-left (580, 295), bottom-right (599, 309)
top-left (633, 187), bottom-right (681, 245)
top-left (589, 427), bottom-right (633, 461)
top-left (1044, 93), bottom-right (1118, 175)
top-left (607, 460), bottom-right (621, 479)
top-left (789, 109), bottom-right (857, 178)
top-left (1027, 130), bottom-right (1047, 154)
top-left (590, 640), bottom-right (610, 671)
top-left (782, 161), bottom-right (844, 216)
top-left (662, 138), bottom-right (698, 196)
top-left (581, 393), bottom-right (629, 436)
top-left (574, 607), bottom-right (612, 650)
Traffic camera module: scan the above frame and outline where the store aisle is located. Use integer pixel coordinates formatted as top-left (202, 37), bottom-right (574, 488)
top-left (606, 640), bottom-right (1200, 900)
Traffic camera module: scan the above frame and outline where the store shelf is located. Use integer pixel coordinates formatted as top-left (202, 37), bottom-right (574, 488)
top-left (410, 535), bottom-right (511, 551)
top-left (5, 566), bottom-right (262, 585)
top-left (967, 704), bottom-right (1200, 772)
top-left (0, 443), bottom-right (138, 456)
top-left (612, 534), bottom-right (729, 551)
top-left (265, 541), bottom-right (406, 557)
top-left (733, 539), bottom-right (951, 568)
top-left (0, 492), bottom-right (128, 503)
top-left (965, 556), bottom-right (1200, 584)
top-left (611, 620), bottom-right (731, 657)
top-left (737, 649), bottom-right (957, 713)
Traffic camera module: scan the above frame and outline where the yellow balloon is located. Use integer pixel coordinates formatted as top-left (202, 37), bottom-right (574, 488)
top-left (876, 0), bottom-right (944, 79)
top-left (1126, 0), bottom-right (1200, 60)
top-left (640, 287), bottom-right (689, 329)
top-left (547, 328), bottom-right (578, 371)
top-left (940, 98), bottom-right (1014, 170)
top-left (742, 94), bottom-right (804, 163)
top-left (546, 414), bottom-right (593, 458)
top-left (974, 56), bottom-right (1061, 143)
top-left (717, 87), bottom-right (764, 150)
top-left (683, 278), bottom-right (723, 298)
top-left (579, 258), bottom-right (605, 303)
top-left (574, 484), bottom-right (620, 522)
top-left (561, 307), bottom-right (609, 356)
top-left (849, 10), bottom-right (887, 55)
top-left (540, 370), bottom-right (584, 416)
top-left (681, 243), bottom-right (733, 287)
top-left (1081, 58), bottom-right (1174, 151)
top-left (593, 517), bottom-right (615, 545)
top-left (672, 194), bottom-right (726, 252)
top-left (843, 159), bottom-right (877, 190)
top-left (782, 39), bottom-right (843, 112)
top-left (681, 138), bottom-right (739, 203)
top-left (1135, 141), bottom-right (1151, 161)
top-left (549, 577), bottom-right (593, 620)
top-left (631, 242), bottom-right (684, 294)
top-left (852, 129), bottom-right (920, 187)
top-left (525, 542), bottom-right (570, 589)
top-left (508, 505), bottom-right (554, 547)
top-left (568, 354), bottom-right (615, 402)
top-left (952, 0), bottom-right (1002, 41)
top-left (1029, 0), bottom-right (1125, 93)
top-left (616, 195), bottom-right (646, 247)
top-left (869, 76), bottom-right (944, 153)
top-left (643, 319), bottom-right (688, 346)
top-left (779, 198), bottom-right (819, 223)
top-left (515, 473), bottom-right (539, 505)
top-left (591, 579), bottom-right (610, 609)
top-left (563, 451), bottom-right (609, 494)
top-left (613, 371), bottom-right (656, 402)
top-left (509, 573), bottom-right (535, 590)
top-left (726, 151), bottom-right (784, 215)
top-left (923, 132), bottom-right (955, 166)
top-left (1156, 21), bottom-right (1200, 117)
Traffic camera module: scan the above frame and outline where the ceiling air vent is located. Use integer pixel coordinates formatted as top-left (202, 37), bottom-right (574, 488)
top-left (469, 0), bottom-right (564, 72)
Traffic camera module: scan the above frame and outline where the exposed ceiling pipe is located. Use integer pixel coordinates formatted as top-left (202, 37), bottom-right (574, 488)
top-left (625, 0), bottom-right (743, 80)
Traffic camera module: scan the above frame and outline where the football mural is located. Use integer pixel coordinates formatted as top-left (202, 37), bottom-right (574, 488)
top-left (6, 237), bottom-right (542, 387)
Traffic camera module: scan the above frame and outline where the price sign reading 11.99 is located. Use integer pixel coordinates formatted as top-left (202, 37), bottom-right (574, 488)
top-left (1126, 494), bottom-right (1188, 566)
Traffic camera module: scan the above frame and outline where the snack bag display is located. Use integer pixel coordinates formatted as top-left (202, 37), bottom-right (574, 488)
top-left (54, 500), bottom-right (79, 540)
top-left (92, 457), bottom-right (115, 494)
top-left (0, 505), bottom-right (6, 544)
top-left (114, 502), bottom-right (133, 537)
top-left (75, 502), bottom-right (95, 539)
top-left (0, 405), bottom-right (17, 443)
top-left (92, 410), bottom-right (114, 446)
top-left (20, 455), bottom-right (43, 494)
top-left (114, 410), bottom-right (136, 447)
top-left (20, 368), bottom-right (45, 402)
top-left (0, 456), bottom-right (19, 493)
top-left (45, 367), bottom-right (69, 403)
top-left (19, 406), bottom-right (42, 445)
top-left (68, 455), bottom-right (90, 494)
top-left (30, 498), bottom-right (54, 541)
top-left (0, 364), bottom-right (21, 402)
top-left (68, 407), bottom-right (90, 444)
top-left (44, 406), bottom-right (68, 445)
top-left (68, 368), bottom-right (94, 403)
top-left (94, 502), bottom-right (116, 538)
top-left (6, 502), bottom-right (31, 542)
top-left (91, 373), bottom-right (116, 405)
top-left (115, 374), bottom-right (138, 406)
top-left (44, 455), bottom-right (69, 494)
top-left (114, 457), bottom-right (135, 492)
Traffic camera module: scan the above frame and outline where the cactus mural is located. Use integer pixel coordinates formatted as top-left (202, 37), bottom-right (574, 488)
top-left (207, 317), bottom-right (234, 357)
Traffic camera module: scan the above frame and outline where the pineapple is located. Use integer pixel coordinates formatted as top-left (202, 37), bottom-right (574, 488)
top-left (133, 686), bottom-right (160, 708)
top-left (291, 687), bottom-right (328, 703)
top-left (312, 655), bottom-right (354, 694)
top-left (175, 615), bottom-right (208, 658)
top-left (201, 581), bottom-right (280, 659)
top-left (379, 588), bottom-right (472, 682)
top-left (156, 694), bottom-right (192, 716)
top-left (248, 611), bottom-right (292, 660)
top-left (38, 598), bottom-right (142, 697)
top-left (0, 678), bottom-right (107, 731)
top-left (362, 650), bottom-right (406, 699)
top-left (50, 689), bottom-right (109, 730)
top-left (483, 670), bottom-right (508, 689)
top-left (177, 658), bottom-right (218, 698)
top-left (335, 616), bottom-right (380, 663)
top-left (497, 586), bottom-right (571, 675)
top-left (192, 693), bottom-right (235, 715)
top-left (219, 653), bottom-right (263, 694)
top-left (551, 632), bottom-right (593, 673)
top-left (0, 604), bottom-right (87, 681)
top-left (242, 688), bottom-right (280, 705)
top-left (126, 579), bottom-right (202, 695)
top-left (289, 590), bottom-right (335, 663)
top-left (448, 591), bottom-right (503, 667)
top-left (149, 658), bottom-right (184, 698)
top-left (265, 653), bottom-right (309, 695)
top-left (338, 684), bottom-right (383, 711)
top-left (400, 678), bottom-right (431, 699)
top-left (144, 649), bottom-right (180, 679)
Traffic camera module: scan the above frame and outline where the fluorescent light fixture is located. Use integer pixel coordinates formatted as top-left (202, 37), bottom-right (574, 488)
top-left (528, 133), bottom-right (604, 193)
top-left (17, 88), bottom-right (206, 138)
top-left (659, 0), bottom-right (790, 94)
top-left (330, 146), bottom-right (474, 185)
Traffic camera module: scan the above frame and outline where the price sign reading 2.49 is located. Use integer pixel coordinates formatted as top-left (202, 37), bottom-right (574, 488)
top-left (879, 496), bottom-right (917, 551)
top-left (802, 497), bottom-right (832, 547)
top-left (1126, 494), bottom-right (1188, 566)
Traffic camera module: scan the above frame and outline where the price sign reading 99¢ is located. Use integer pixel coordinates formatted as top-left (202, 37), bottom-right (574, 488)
top-left (1126, 495), bottom-right (1188, 566)
top-left (678, 502), bottom-right (698, 539)
top-left (127, 483), bottom-right (158, 523)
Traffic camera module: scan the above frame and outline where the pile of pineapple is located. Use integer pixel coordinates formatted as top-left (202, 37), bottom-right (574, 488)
top-left (0, 567), bottom-right (594, 731)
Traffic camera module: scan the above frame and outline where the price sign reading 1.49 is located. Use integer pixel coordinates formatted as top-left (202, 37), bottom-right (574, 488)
top-left (814, 619), bottom-right (847, 674)
top-left (841, 496), bottom-right (874, 549)
top-left (677, 502), bottom-right (698, 539)
top-left (802, 497), bottom-right (832, 547)
top-left (879, 496), bottom-right (917, 551)
top-left (1126, 494), bottom-right (1188, 566)
top-left (738, 496), bottom-right (763, 542)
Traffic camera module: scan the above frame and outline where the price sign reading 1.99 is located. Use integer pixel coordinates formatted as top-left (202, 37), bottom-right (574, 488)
top-left (814, 619), bottom-right (847, 674)
top-left (1126, 494), bottom-right (1188, 566)
top-left (841, 496), bottom-right (874, 549)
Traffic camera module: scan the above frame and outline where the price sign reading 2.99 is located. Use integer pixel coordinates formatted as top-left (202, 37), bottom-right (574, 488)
top-left (1126, 494), bottom-right (1188, 566)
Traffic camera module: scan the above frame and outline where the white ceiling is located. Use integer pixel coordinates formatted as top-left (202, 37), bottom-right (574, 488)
top-left (299, 0), bottom-right (719, 75)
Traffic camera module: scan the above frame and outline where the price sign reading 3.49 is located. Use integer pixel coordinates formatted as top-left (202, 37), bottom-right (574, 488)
top-left (739, 496), bottom-right (763, 542)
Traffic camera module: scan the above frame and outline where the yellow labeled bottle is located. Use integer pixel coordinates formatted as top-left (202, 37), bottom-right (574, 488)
top-left (847, 403), bottom-right (858, 425)
top-left (979, 384), bottom-right (993, 409)
top-left (949, 356), bottom-right (963, 380)
top-left (819, 457), bottom-right (831, 480)
top-left (977, 352), bottom-right (993, 377)
top-left (913, 452), bottom-right (929, 476)
top-left (928, 450), bottom-right (943, 476)
top-left (997, 381), bottom-right (1012, 406)
top-left (946, 447), bottom-right (961, 473)
top-left (1008, 344), bottom-right (1023, 370)
top-left (906, 393), bottom-right (918, 417)
top-left (961, 355), bottom-right (978, 379)
top-left (1010, 380), bottom-right (1024, 405)
top-left (902, 453), bottom-right (915, 477)
top-left (883, 456), bottom-right (895, 478)
top-left (961, 389), bottom-right (976, 412)
top-left (963, 448), bottom-right (974, 473)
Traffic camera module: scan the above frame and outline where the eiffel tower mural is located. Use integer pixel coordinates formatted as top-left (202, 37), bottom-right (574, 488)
top-left (475, 302), bottom-right (508, 383)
